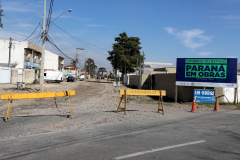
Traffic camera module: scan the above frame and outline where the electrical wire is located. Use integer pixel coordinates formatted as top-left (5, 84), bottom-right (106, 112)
top-left (47, 34), bottom-right (74, 60)
top-left (24, 23), bottom-right (41, 41)
top-left (51, 23), bottom-right (109, 56)
top-left (46, 0), bottom-right (54, 33)
top-left (1, 27), bottom-right (33, 37)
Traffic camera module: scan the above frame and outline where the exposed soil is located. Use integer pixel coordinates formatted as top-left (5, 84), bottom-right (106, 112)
top-left (0, 80), bottom-right (238, 140)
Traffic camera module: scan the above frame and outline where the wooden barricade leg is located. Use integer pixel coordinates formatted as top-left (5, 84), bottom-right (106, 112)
top-left (158, 90), bottom-right (164, 115)
top-left (5, 93), bottom-right (13, 121)
top-left (54, 92), bottom-right (62, 114)
top-left (65, 90), bottom-right (73, 118)
top-left (68, 91), bottom-right (73, 119)
top-left (116, 89), bottom-right (127, 115)
top-left (117, 95), bottom-right (124, 113)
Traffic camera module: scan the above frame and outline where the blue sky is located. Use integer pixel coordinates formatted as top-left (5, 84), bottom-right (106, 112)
top-left (1, 0), bottom-right (240, 71)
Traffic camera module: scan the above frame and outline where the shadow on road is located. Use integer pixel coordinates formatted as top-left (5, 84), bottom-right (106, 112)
top-left (1, 114), bottom-right (72, 122)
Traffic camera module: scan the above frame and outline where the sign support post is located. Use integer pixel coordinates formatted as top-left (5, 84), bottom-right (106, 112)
top-left (175, 86), bottom-right (178, 103)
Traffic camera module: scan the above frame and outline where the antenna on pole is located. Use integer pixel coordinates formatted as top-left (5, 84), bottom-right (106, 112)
top-left (0, 0), bottom-right (4, 28)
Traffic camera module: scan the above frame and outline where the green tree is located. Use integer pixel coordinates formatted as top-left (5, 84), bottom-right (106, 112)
top-left (98, 67), bottom-right (107, 77)
top-left (85, 58), bottom-right (97, 77)
top-left (107, 32), bottom-right (143, 75)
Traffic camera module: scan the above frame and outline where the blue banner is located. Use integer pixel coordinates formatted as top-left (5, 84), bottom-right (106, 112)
top-left (176, 58), bottom-right (237, 88)
top-left (194, 89), bottom-right (215, 103)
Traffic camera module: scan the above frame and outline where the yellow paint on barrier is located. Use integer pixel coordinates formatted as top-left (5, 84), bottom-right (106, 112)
top-left (0, 90), bottom-right (75, 100)
top-left (117, 89), bottom-right (166, 115)
top-left (120, 89), bottom-right (166, 96)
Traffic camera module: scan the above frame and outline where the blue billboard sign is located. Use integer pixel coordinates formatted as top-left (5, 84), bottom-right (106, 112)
top-left (176, 58), bottom-right (237, 88)
top-left (194, 89), bottom-right (215, 103)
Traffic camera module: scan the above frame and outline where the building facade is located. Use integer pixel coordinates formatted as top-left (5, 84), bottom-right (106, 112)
top-left (0, 39), bottom-right (64, 83)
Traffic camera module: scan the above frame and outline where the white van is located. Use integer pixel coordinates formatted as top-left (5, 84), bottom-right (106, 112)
top-left (79, 75), bottom-right (85, 81)
top-left (44, 70), bottom-right (63, 83)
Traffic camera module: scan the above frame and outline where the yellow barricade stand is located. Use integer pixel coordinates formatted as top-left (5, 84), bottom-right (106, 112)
top-left (0, 90), bottom-right (75, 122)
top-left (117, 89), bottom-right (166, 115)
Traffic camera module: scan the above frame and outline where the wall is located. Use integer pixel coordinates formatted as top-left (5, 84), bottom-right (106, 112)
top-left (11, 68), bottom-right (18, 84)
top-left (141, 74), bottom-right (150, 89)
top-left (153, 73), bottom-right (215, 102)
top-left (128, 75), bottom-right (138, 88)
top-left (222, 75), bottom-right (240, 103)
top-left (45, 50), bottom-right (59, 70)
top-left (154, 74), bottom-right (176, 100)
top-left (23, 69), bottom-right (35, 83)
top-left (167, 68), bottom-right (176, 73)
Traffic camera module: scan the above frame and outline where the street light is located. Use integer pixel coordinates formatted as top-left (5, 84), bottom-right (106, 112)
top-left (40, 7), bottom-right (72, 92)
top-left (51, 9), bottom-right (72, 23)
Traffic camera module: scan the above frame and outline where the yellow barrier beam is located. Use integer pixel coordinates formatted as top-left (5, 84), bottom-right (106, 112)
top-left (0, 90), bottom-right (75, 100)
top-left (120, 89), bottom-right (166, 96)
top-left (2, 90), bottom-right (75, 122)
top-left (117, 89), bottom-right (166, 115)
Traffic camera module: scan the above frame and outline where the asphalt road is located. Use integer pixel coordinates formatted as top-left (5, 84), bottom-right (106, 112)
top-left (0, 110), bottom-right (239, 160)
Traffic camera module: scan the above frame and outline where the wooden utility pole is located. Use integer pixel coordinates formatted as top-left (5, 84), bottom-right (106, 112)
top-left (142, 51), bottom-right (145, 74)
top-left (76, 48), bottom-right (84, 75)
top-left (8, 38), bottom-right (12, 68)
top-left (40, 0), bottom-right (46, 92)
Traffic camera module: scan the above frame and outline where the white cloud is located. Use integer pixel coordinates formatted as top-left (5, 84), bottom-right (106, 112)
top-left (164, 27), bottom-right (175, 34)
top-left (197, 51), bottom-right (213, 57)
top-left (164, 27), bottom-right (212, 49)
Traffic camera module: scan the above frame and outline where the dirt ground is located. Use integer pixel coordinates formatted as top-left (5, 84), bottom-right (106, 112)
top-left (0, 79), bottom-right (238, 140)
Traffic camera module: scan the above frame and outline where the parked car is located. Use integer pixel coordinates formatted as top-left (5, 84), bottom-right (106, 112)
top-left (67, 76), bottom-right (75, 82)
top-left (79, 75), bottom-right (85, 81)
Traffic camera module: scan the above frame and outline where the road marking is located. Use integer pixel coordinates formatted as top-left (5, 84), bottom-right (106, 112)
top-left (115, 140), bottom-right (205, 160)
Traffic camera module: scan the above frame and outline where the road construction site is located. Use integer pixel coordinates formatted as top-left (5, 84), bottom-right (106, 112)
top-left (0, 79), bottom-right (238, 140)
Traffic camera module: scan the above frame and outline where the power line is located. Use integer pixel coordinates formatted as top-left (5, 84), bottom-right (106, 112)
top-left (1, 27), bottom-right (35, 37)
top-left (24, 23), bottom-right (41, 41)
top-left (52, 23), bottom-right (109, 56)
top-left (3, 15), bottom-right (41, 30)
top-left (46, 0), bottom-right (54, 33)
top-left (47, 34), bottom-right (74, 60)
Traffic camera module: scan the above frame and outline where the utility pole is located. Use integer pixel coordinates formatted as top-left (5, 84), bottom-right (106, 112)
top-left (76, 48), bottom-right (84, 76)
top-left (138, 59), bottom-right (141, 89)
top-left (84, 58), bottom-right (87, 80)
top-left (8, 38), bottom-right (12, 68)
top-left (89, 63), bottom-right (90, 78)
top-left (138, 51), bottom-right (144, 89)
top-left (142, 51), bottom-right (145, 74)
top-left (76, 49), bottom-right (78, 75)
top-left (40, 0), bottom-right (46, 92)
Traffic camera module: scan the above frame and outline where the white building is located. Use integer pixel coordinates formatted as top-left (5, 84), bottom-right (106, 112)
top-left (0, 39), bottom-right (64, 72)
